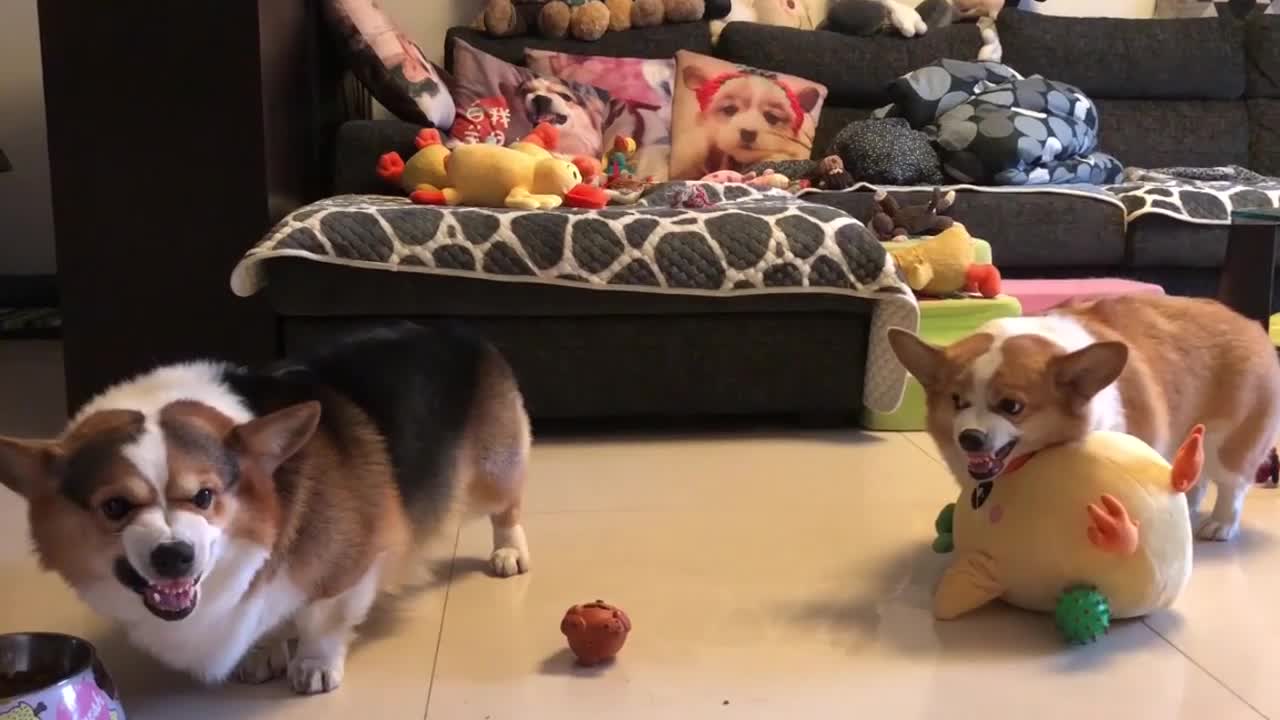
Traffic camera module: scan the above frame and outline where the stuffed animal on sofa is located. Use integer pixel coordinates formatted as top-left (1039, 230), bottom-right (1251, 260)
top-left (869, 188), bottom-right (955, 242)
top-left (930, 426), bottom-right (1204, 644)
top-left (376, 125), bottom-right (608, 209)
top-left (823, 0), bottom-right (1007, 61)
top-left (477, 0), bottom-right (616, 41)
top-left (478, 0), bottom-right (705, 41)
top-left (887, 222), bottom-right (1000, 298)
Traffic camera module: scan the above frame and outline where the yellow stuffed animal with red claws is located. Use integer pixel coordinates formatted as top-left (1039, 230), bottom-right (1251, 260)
top-left (377, 125), bottom-right (607, 210)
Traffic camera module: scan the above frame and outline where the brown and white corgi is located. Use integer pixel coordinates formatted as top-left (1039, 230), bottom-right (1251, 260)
top-left (0, 322), bottom-right (531, 693)
top-left (889, 295), bottom-right (1280, 542)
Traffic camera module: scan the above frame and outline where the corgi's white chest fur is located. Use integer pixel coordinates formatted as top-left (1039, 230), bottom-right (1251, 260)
top-left (81, 540), bottom-right (304, 682)
top-left (975, 314), bottom-right (1128, 434)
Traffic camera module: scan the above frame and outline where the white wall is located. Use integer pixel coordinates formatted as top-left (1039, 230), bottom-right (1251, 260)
top-left (0, 0), bottom-right (56, 275)
top-left (385, 0), bottom-right (476, 64)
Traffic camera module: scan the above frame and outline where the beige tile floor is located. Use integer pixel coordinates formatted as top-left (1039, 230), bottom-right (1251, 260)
top-left (2, 342), bottom-right (1279, 719)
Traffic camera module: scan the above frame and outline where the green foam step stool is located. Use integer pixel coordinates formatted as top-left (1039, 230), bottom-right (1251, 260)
top-left (861, 293), bottom-right (1022, 430)
top-left (862, 234), bottom-right (1018, 432)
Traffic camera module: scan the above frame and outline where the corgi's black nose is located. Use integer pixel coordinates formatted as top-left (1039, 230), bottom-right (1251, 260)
top-left (151, 541), bottom-right (195, 579)
top-left (739, 128), bottom-right (758, 144)
top-left (531, 94), bottom-right (552, 117)
top-left (958, 429), bottom-right (989, 453)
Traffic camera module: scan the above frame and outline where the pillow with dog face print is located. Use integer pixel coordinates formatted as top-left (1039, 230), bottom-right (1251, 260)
top-left (525, 50), bottom-right (675, 180)
top-left (669, 50), bottom-right (828, 180)
top-left (451, 39), bottom-right (619, 160)
top-left (324, 0), bottom-right (454, 128)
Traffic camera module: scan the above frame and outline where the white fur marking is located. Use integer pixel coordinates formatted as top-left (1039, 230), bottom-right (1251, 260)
top-left (491, 524), bottom-right (530, 577)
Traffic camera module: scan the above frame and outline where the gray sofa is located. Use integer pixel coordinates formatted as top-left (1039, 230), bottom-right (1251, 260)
top-left (261, 11), bottom-right (1280, 422)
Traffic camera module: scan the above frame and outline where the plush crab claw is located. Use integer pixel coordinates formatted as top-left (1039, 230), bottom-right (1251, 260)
top-left (1087, 494), bottom-right (1140, 556)
top-left (564, 184), bottom-right (608, 210)
top-left (415, 128), bottom-right (443, 150)
top-left (377, 152), bottom-right (405, 185)
top-left (1171, 424), bottom-right (1205, 494)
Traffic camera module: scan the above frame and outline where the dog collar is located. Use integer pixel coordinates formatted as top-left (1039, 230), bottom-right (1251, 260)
top-left (694, 68), bottom-right (806, 133)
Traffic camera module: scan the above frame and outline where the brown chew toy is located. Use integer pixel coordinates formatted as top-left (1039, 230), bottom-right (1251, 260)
top-left (561, 600), bottom-right (631, 666)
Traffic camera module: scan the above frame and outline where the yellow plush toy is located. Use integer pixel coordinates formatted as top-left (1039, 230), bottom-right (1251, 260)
top-left (376, 126), bottom-right (607, 210)
top-left (933, 426), bottom-right (1204, 644)
top-left (887, 223), bottom-right (1001, 298)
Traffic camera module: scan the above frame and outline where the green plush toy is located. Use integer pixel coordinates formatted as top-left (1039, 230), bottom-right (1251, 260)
top-left (934, 427), bottom-right (1205, 645)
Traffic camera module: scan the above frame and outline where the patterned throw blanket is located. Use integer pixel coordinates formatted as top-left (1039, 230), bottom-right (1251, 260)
top-left (232, 182), bottom-right (920, 413)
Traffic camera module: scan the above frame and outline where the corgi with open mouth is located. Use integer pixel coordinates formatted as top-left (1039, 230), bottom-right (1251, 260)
top-left (889, 295), bottom-right (1280, 542)
top-left (0, 322), bottom-right (531, 693)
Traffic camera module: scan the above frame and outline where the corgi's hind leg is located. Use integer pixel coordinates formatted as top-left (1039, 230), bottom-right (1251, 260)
top-left (1198, 411), bottom-right (1278, 542)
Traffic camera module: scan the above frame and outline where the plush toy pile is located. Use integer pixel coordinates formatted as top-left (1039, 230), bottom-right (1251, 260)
top-left (477, 0), bottom-right (718, 41)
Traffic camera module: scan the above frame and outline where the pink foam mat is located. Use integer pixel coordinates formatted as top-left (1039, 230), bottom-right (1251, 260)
top-left (1002, 278), bottom-right (1164, 315)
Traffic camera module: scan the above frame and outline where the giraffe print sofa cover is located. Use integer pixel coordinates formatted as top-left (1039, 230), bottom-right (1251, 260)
top-left (231, 182), bottom-right (921, 413)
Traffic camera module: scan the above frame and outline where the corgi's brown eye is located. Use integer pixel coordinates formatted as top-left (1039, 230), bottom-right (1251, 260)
top-left (720, 105), bottom-right (738, 117)
top-left (764, 112), bottom-right (785, 126)
top-left (101, 497), bottom-right (133, 521)
top-left (997, 398), bottom-right (1025, 416)
top-left (192, 488), bottom-right (215, 510)
top-left (952, 394), bottom-right (972, 411)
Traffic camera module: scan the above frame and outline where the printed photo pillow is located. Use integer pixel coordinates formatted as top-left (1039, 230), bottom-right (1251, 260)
top-left (451, 39), bottom-right (619, 159)
top-left (669, 50), bottom-right (828, 180)
top-left (525, 50), bottom-right (676, 180)
top-left (324, 0), bottom-right (454, 128)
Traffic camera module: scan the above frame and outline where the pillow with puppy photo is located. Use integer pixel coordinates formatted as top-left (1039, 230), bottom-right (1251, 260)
top-left (669, 50), bottom-right (828, 180)
top-left (525, 50), bottom-right (676, 180)
top-left (451, 39), bottom-right (620, 159)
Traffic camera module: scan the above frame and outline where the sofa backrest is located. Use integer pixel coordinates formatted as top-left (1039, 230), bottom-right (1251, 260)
top-left (444, 13), bottom-right (1278, 176)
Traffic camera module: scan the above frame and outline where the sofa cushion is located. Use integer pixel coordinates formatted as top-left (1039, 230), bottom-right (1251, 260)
top-left (716, 23), bottom-right (982, 108)
top-left (814, 106), bottom-right (873, 159)
top-left (998, 11), bottom-right (1245, 100)
top-left (1095, 99), bottom-right (1250, 169)
top-left (1250, 98), bottom-right (1280, 177)
top-left (333, 119), bottom-right (419, 195)
top-left (810, 190), bottom-right (1126, 268)
top-left (1246, 15), bottom-right (1280, 99)
top-left (443, 25), bottom-right (712, 72)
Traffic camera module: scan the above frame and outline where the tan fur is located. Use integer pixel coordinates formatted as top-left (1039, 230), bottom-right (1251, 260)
top-left (1064, 295), bottom-right (1280, 472)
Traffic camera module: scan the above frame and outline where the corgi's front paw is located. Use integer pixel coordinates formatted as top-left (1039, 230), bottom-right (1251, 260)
top-left (885, 2), bottom-right (927, 37)
top-left (232, 641), bottom-right (290, 684)
top-left (1197, 517), bottom-right (1239, 542)
top-left (490, 547), bottom-right (530, 577)
top-left (289, 655), bottom-right (345, 695)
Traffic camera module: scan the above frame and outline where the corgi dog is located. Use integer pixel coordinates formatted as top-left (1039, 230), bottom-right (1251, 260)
top-left (511, 75), bottom-right (609, 158)
top-left (0, 323), bottom-right (531, 693)
top-left (675, 64), bottom-right (821, 178)
top-left (889, 295), bottom-right (1280, 542)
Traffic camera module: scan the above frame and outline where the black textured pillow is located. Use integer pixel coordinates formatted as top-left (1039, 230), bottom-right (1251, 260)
top-left (325, 0), bottom-right (455, 128)
top-left (887, 59), bottom-right (1023, 130)
top-left (826, 118), bottom-right (943, 185)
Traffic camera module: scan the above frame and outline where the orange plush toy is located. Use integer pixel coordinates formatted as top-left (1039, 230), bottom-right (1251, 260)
top-left (377, 124), bottom-right (608, 209)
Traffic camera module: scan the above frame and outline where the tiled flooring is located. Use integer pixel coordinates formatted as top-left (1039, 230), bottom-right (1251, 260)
top-left (1, 341), bottom-right (1278, 718)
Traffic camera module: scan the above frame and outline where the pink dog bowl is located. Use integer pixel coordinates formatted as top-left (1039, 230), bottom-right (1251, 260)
top-left (0, 633), bottom-right (124, 720)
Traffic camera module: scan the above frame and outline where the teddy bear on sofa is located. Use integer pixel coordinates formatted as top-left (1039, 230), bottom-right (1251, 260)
top-left (478, 0), bottom-right (708, 42)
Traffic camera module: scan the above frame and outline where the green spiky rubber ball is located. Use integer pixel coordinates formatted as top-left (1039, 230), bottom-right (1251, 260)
top-left (932, 503), bottom-right (956, 553)
top-left (1055, 586), bottom-right (1111, 644)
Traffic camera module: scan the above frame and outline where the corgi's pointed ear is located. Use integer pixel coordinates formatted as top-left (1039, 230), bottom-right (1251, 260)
top-left (682, 64), bottom-right (710, 91)
top-left (795, 85), bottom-right (821, 114)
top-left (0, 437), bottom-right (61, 499)
top-left (888, 328), bottom-right (945, 390)
top-left (229, 402), bottom-right (321, 474)
top-left (1052, 341), bottom-right (1128, 402)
